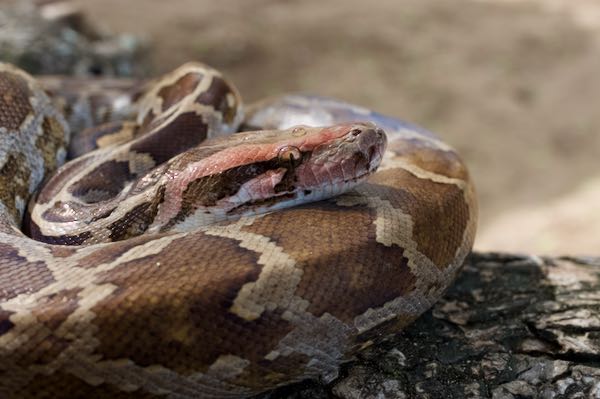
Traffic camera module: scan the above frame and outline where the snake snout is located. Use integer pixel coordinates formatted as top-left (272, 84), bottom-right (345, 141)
top-left (354, 125), bottom-right (387, 173)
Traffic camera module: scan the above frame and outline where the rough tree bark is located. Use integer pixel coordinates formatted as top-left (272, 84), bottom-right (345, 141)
top-left (257, 252), bottom-right (600, 399)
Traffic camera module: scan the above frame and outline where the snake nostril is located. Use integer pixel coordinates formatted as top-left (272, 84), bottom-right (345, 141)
top-left (350, 128), bottom-right (361, 137)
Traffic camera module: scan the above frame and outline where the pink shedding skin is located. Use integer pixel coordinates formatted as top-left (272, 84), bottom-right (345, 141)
top-left (217, 168), bottom-right (288, 210)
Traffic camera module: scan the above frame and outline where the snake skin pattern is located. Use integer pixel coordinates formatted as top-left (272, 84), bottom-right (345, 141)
top-left (0, 62), bottom-right (477, 398)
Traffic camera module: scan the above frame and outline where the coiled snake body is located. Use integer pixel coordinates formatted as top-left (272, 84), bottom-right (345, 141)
top-left (0, 62), bottom-right (477, 398)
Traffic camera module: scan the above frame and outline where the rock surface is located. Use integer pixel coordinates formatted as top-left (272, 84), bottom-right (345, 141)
top-left (257, 253), bottom-right (600, 398)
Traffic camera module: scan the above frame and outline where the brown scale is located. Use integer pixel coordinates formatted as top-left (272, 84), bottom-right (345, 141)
top-left (0, 243), bottom-right (55, 302)
top-left (88, 232), bottom-right (278, 372)
top-left (129, 111), bottom-right (209, 164)
top-left (157, 71), bottom-right (204, 111)
top-left (27, 220), bottom-right (92, 245)
top-left (108, 186), bottom-right (165, 241)
top-left (388, 137), bottom-right (471, 181)
top-left (195, 75), bottom-right (239, 124)
top-left (368, 169), bottom-right (470, 269)
top-left (68, 120), bottom-right (138, 159)
top-left (69, 160), bottom-right (136, 203)
top-left (0, 71), bottom-right (34, 131)
top-left (240, 201), bottom-right (416, 324)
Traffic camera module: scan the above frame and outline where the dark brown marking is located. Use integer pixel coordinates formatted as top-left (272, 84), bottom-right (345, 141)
top-left (17, 371), bottom-right (155, 399)
top-left (367, 169), bottom-right (471, 269)
top-left (35, 155), bottom-right (91, 204)
top-left (27, 289), bottom-right (83, 364)
top-left (28, 220), bottom-right (92, 246)
top-left (158, 72), bottom-right (203, 111)
top-left (0, 243), bottom-right (55, 300)
top-left (108, 186), bottom-right (165, 242)
top-left (241, 202), bottom-right (416, 324)
top-left (75, 233), bottom-right (166, 269)
top-left (69, 160), bottom-right (135, 203)
top-left (0, 309), bottom-right (14, 335)
top-left (130, 111), bottom-right (209, 164)
top-left (49, 246), bottom-right (78, 258)
top-left (89, 232), bottom-right (298, 375)
top-left (195, 75), bottom-right (238, 124)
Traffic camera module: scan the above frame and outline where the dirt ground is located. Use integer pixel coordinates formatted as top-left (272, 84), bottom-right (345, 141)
top-left (71, 0), bottom-right (600, 255)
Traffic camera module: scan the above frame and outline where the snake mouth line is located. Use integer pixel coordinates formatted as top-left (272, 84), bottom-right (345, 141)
top-left (225, 165), bottom-right (377, 217)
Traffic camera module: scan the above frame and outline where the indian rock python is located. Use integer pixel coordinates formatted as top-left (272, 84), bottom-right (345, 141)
top-left (0, 62), bottom-right (477, 398)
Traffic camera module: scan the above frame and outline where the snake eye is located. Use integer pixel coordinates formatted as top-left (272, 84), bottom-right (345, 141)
top-left (278, 146), bottom-right (302, 166)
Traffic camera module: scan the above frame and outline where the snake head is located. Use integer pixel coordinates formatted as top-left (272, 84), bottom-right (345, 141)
top-left (153, 122), bottom-right (387, 231)
top-left (289, 122), bottom-right (387, 191)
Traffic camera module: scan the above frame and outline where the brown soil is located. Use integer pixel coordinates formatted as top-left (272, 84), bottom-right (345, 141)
top-left (73, 0), bottom-right (600, 254)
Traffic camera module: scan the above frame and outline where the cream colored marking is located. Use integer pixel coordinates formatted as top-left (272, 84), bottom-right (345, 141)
top-left (127, 151), bottom-right (156, 175)
top-left (335, 193), bottom-right (443, 292)
top-left (335, 188), bottom-right (474, 333)
top-left (137, 64), bottom-right (241, 137)
top-left (204, 216), bottom-right (309, 321)
top-left (30, 182), bottom-right (162, 238)
top-left (379, 151), bottom-right (467, 189)
top-left (95, 122), bottom-right (136, 148)
top-left (0, 232), bottom-right (188, 391)
top-left (264, 350), bottom-right (280, 361)
top-left (0, 233), bottom-right (184, 342)
top-left (207, 355), bottom-right (250, 379)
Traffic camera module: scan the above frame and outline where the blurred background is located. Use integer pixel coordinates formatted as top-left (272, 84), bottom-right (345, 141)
top-left (1, 0), bottom-right (598, 255)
